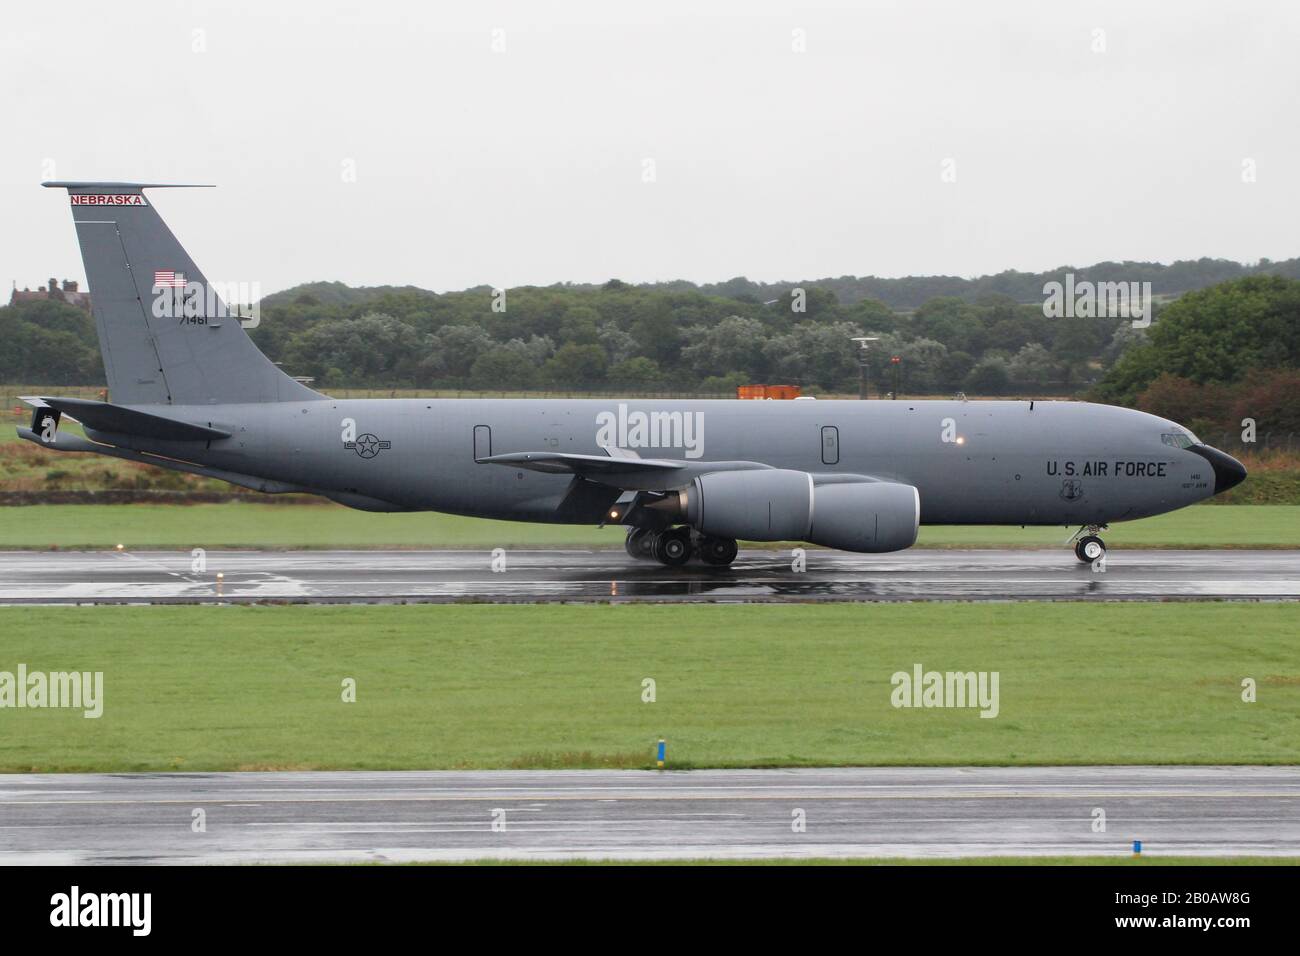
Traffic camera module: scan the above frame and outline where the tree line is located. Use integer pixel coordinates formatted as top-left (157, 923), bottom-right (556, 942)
top-left (242, 279), bottom-right (1137, 394)
top-left (1, 266), bottom-right (1296, 429)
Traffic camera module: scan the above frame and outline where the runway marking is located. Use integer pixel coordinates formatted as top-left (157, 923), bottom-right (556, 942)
top-left (111, 549), bottom-right (202, 585)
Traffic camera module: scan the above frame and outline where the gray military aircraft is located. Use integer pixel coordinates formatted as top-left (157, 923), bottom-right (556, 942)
top-left (21, 182), bottom-right (1246, 567)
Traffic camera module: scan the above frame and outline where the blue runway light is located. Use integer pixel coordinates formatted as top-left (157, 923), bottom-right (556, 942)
top-left (656, 738), bottom-right (665, 769)
top-left (1133, 840), bottom-right (1142, 855)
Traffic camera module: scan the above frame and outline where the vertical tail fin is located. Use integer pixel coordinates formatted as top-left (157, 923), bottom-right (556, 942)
top-left (43, 181), bottom-right (321, 406)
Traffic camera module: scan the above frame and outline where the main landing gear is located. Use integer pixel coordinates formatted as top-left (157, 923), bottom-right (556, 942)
top-left (697, 535), bottom-right (740, 567)
top-left (624, 527), bottom-right (657, 561)
top-left (1071, 525), bottom-right (1108, 563)
top-left (652, 527), bottom-right (693, 566)
top-left (625, 527), bottom-right (738, 567)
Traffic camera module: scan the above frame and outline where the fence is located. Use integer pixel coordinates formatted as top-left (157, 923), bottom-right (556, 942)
top-left (1200, 431), bottom-right (1298, 455)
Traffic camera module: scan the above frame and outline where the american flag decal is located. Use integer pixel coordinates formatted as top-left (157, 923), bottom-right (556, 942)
top-left (154, 270), bottom-right (186, 288)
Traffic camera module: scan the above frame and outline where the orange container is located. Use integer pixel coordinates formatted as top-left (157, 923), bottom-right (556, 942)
top-left (736, 384), bottom-right (802, 400)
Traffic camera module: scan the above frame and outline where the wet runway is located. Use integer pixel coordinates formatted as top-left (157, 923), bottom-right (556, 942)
top-left (1, 767), bottom-right (1295, 864)
top-left (0, 548), bottom-right (1296, 603)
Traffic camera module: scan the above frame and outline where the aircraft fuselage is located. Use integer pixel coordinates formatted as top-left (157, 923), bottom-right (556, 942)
top-left (86, 397), bottom-right (1230, 527)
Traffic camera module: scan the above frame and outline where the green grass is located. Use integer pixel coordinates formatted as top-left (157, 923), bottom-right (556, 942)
top-left (0, 502), bottom-right (1295, 550)
top-left (1, 603), bottom-right (1296, 773)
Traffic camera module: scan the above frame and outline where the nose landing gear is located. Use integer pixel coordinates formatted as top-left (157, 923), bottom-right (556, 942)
top-left (1071, 525), bottom-right (1108, 563)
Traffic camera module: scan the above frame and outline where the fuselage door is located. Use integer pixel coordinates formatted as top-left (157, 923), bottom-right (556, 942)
top-left (473, 424), bottom-right (492, 461)
top-left (821, 425), bottom-right (839, 465)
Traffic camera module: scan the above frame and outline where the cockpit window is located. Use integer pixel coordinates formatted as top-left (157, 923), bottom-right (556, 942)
top-left (1161, 432), bottom-right (1197, 449)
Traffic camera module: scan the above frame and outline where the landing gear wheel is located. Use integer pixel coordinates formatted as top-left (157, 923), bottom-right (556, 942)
top-left (1074, 535), bottom-right (1106, 563)
top-left (698, 535), bottom-right (739, 567)
top-left (652, 527), bottom-right (693, 567)
top-left (625, 528), bottom-right (657, 561)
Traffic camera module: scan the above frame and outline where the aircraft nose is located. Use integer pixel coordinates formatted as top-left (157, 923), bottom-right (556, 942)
top-left (1190, 444), bottom-right (1248, 496)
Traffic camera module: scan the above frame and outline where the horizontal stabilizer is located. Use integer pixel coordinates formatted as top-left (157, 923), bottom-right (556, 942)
top-left (17, 426), bottom-right (302, 494)
top-left (22, 396), bottom-right (231, 442)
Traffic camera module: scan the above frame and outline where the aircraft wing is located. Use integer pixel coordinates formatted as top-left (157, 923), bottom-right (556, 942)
top-left (475, 451), bottom-right (685, 476)
top-left (476, 450), bottom-right (775, 490)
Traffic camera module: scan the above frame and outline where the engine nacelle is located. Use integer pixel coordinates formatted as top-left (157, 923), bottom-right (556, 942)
top-left (684, 469), bottom-right (814, 542)
top-left (805, 479), bottom-right (919, 553)
top-left (683, 470), bottom-right (919, 553)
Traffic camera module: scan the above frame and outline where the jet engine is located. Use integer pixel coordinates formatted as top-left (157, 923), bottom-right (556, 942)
top-left (678, 469), bottom-right (919, 553)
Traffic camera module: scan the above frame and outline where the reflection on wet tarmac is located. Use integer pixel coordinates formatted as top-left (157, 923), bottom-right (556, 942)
top-left (0, 549), bottom-right (1295, 603)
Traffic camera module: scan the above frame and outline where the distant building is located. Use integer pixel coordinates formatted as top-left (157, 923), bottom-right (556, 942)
top-left (10, 278), bottom-right (92, 313)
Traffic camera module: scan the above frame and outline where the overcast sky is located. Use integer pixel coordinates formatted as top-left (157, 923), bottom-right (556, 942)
top-left (3, 0), bottom-right (1296, 296)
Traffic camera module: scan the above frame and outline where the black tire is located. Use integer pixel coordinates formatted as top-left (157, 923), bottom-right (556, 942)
top-left (652, 527), bottom-right (693, 567)
top-left (625, 528), bottom-right (656, 561)
top-left (1074, 535), bottom-right (1105, 563)
top-left (699, 535), bottom-right (739, 566)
